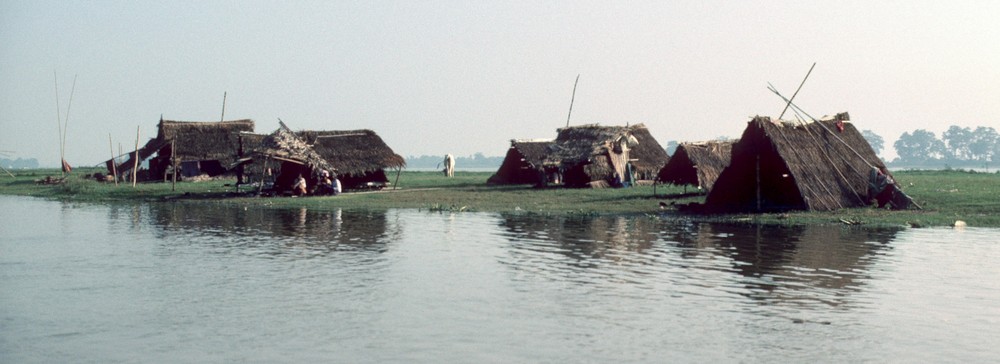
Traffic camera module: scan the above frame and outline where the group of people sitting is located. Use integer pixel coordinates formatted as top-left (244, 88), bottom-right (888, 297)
top-left (292, 170), bottom-right (341, 196)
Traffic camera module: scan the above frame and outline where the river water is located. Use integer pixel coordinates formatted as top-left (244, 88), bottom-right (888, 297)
top-left (1, 195), bottom-right (998, 363)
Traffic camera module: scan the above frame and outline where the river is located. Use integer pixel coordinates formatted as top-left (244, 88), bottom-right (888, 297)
top-left (1, 195), bottom-right (998, 363)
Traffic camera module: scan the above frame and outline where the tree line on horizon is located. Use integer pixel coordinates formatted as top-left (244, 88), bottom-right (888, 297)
top-left (862, 125), bottom-right (1000, 167)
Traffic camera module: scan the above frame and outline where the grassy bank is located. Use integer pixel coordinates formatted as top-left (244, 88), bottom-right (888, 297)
top-left (2, 168), bottom-right (998, 228)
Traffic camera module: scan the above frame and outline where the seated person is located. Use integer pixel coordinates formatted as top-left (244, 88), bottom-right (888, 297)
top-left (292, 174), bottom-right (308, 196)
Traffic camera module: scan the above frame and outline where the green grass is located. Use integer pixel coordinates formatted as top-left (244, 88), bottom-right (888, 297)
top-left (2, 167), bottom-right (999, 228)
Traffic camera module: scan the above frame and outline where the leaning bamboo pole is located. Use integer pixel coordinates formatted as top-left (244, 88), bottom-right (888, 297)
top-left (132, 126), bottom-right (140, 188)
top-left (108, 133), bottom-right (118, 186)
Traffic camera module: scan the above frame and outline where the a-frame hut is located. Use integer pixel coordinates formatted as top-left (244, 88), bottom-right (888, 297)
top-left (106, 118), bottom-right (254, 180)
top-left (487, 139), bottom-right (556, 185)
top-left (545, 123), bottom-right (670, 188)
top-left (656, 140), bottom-right (734, 192)
top-left (295, 129), bottom-right (406, 190)
top-left (704, 112), bottom-right (911, 212)
top-left (236, 122), bottom-right (335, 193)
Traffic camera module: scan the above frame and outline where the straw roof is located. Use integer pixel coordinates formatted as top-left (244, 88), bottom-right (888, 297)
top-left (295, 129), bottom-right (406, 177)
top-left (487, 139), bottom-right (555, 185)
top-left (106, 118), bottom-right (254, 174)
top-left (243, 122), bottom-right (334, 172)
top-left (705, 112), bottom-right (892, 212)
top-left (657, 140), bottom-right (734, 191)
top-left (158, 119), bottom-right (254, 163)
top-left (547, 123), bottom-right (669, 186)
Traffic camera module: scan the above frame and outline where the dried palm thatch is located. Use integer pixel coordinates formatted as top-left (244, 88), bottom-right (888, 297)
top-left (246, 122), bottom-right (334, 172)
top-left (546, 123), bottom-right (669, 188)
top-left (292, 129), bottom-right (405, 189)
top-left (656, 140), bottom-right (734, 192)
top-left (235, 122), bottom-right (336, 192)
top-left (295, 130), bottom-right (406, 176)
top-left (105, 118), bottom-right (254, 178)
top-left (705, 112), bottom-right (901, 212)
top-left (487, 139), bottom-right (555, 185)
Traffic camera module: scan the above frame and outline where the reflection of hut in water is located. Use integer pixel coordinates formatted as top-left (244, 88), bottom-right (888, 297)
top-left (147, 203), bottom-right (395, 253)
top-left (656, 140), bottom-right (733, 192)
top-left (544, 124), bottom-right (670, 188)
top-left (295, 129), bottom-right (406, 190)
top-left (235, 121), bottom-right (335, 193)
top-left (666, 223), bottom-right (900, 305)
top-left (704, 113), bottom-right (913, 212)
top-left (487, 139), bottom-right (556, 186)
top-left (498, 214), bottom-right (660, 268)
top-left (106, 118), bottom-right (254, 180)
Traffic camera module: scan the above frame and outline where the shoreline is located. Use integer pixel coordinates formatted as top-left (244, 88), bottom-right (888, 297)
top-left (2, 168), bottom-right (997, 228)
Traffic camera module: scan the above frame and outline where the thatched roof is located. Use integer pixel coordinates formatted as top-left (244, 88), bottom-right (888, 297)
top-left (106, 118), bottom-right (254, 174)
top-left (294, 129), bottom-right (405, 177)
top-left (158, 119), bottom-right (254, 162)
top-left (241, 122), bottom-right (334, 173)
top-left (487, 139), bottom-right (555, 185)
top-left (546, 123), bottom-right (669, 185)
top-left (705, 112), bottom-right (893, 212)
top-left (657, 140), bottom-right (734, 191)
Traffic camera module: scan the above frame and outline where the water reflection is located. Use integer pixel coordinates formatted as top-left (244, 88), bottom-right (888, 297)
top-left (667, 223), bottom-right (901, 308)
top-left (143, 202), bottom-right (398, 257)
top-left (498, 213), bottom-right (901, 309)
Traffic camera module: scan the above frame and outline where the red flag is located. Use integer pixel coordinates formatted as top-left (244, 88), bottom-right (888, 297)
top-left (62, 159), bottom-right (72, 173)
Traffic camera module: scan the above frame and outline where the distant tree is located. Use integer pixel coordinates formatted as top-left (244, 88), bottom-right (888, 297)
top-left (942, 125), bottom-right (974, 161)
top-left (665, 140), bottom-right (679, 156)
top-left (861, 130), bottom-right (884, 156)
top-left (894, 129), bottom-right (946, 163)
top-left (968, 126), bottom-right (999, 162)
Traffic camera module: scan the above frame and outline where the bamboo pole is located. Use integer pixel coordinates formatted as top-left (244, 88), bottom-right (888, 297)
top-left (258, 157), bottom-right (268, 195)
top-left (0, 164), bottom-right (14, 178)
top-left (393, 167), bottom-right (402, 191)
top-left (220, 91), bottom-right (227, 122)
top-left (778, 62), bottom-right (815, 120)
top-left (171, 139), bottom-right (177, 191)
top-left (54, 71), bottom-right (63, 177)
top-left (132, 126), bottom-right (140, 188)
top-left (109, 133), bottom-right (118, 186)
top-left (565, 74), bottom-right (580, 128)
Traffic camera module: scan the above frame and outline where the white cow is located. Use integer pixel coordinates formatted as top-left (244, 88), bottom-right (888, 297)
top-left (442, 154), bottom-right (455, 177)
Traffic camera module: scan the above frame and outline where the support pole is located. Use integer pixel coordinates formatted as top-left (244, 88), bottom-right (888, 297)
top-left (393, 167), bottom-right (402, 191)
top-left (171, 139), bottom-right (177, 191)
top-left (220, 91), bottom-right (227, 122)
top-left (566, 74), bottom-right (580, 128)
top-left (132, 126), bottom-right (140, 188)
top-left (108, 133), bottom-right (118, 186)
top-left (779, 62), bottom-right (815, 120)
top-left (756, 154), bottom-right (761, 212)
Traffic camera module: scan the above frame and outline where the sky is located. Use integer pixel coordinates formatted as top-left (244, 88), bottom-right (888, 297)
top-left (2, 0), bottom-right (999, 167)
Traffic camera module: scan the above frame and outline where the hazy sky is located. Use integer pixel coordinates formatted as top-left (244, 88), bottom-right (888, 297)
top-left (2, 0), bottom-right (999, 167)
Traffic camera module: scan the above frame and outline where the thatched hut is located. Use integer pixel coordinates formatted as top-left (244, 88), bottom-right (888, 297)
top-left (486, 139), bottom-right (556, 185)
top-left (106, 118), bottom-right (254, 180)
top-left (236, 122), bottom-right (335, 193)
top-left (704, 112), bottom-right (912, 212)
top-left (545, 123), bottom-right (670, 188)
top-left (294, 129), bottom-right (406, 190)
top-left (656, 140), bottom-right (734, 192)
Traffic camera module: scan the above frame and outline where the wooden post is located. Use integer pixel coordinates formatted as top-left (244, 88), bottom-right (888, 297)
top-left (132, 126), bottom-right (140, 188)
top-left (220, 91), bottom-right (227, 122)
top-left (755, 154), bottom-right (761, 212)
top-left (779, 62), bottom-right (816, 120)
top-left (566, 74), bottom-right (580, 128)
top-left (258, 157), bottom-right (268, 194)
top-left (108, 133), bottom-right (118, 186)
top-left (171, 139), bottom-right (177, 191)
top-left (393, 167), bottom-right (402, 190)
